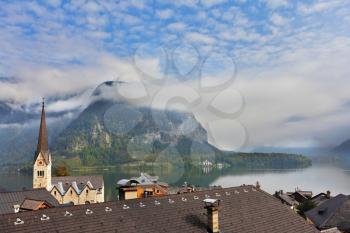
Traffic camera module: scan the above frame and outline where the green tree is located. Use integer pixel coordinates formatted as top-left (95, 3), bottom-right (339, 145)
top-left (54, 165), bottom-right (70, 177)
top-left (296, 200), bottom-right (316, 218)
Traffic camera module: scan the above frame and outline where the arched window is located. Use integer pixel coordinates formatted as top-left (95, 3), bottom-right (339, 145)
top-left (86, 189), bottom-right (89, 194)
top-left (70, 190), bottom-right (73, 195)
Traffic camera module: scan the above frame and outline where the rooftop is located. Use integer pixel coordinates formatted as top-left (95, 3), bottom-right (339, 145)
top-left (0, 189), bottom-right (59, 215)
top-left (0, 185), bottom-right (319, 233)
top-left (306, 194), bottom-right (350, 231)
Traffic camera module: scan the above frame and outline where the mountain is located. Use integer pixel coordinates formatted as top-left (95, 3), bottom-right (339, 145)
top-left (0, 81), bottom-right (312, 169)
top-left (334, 138), bottom-right (350, 154)
top-left (52, 81), bottom-right (212, 166)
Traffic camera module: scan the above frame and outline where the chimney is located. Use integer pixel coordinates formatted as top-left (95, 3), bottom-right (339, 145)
top-left (13, 204), bottom-right (20, 213)
top-left (204, 199), bottom-right (220, 233)
top-left (326, 190), bottom-right (331, 199)
top-left (256, 181), bottom-right (261, 190)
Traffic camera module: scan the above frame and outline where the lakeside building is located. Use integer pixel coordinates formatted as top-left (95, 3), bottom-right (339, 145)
top-left (0, 185), bottom-right (319, 233)
top-left (117, 173), bottom-right (169, 200)
top-left (306, 194), bottom-right (350, 232)
top-left (0, 188), bottom-right (59, 215)
top-left (275, 189), bottom-right (332, 210)
top-left (32, 99), bottom-right (104, 205)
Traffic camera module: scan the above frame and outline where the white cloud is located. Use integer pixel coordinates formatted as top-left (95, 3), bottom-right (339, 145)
top-left (156, 9), bottom-right (173, 19)
top-left (298, 0), bottom-right (346, 15)
top-left (270, 13), bottom-right (288, 25)
top-left (262, 0), bottom-right (288, 9)
top-left (201, 0), bottom-right (227, 7)
top-left (186, 32), bottom-right (215, 44)
top-left (167, 22), bottom-right (187, 31)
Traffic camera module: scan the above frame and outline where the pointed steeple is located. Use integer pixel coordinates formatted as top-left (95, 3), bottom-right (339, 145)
top-left (34, 98), bottom-right (50, 163)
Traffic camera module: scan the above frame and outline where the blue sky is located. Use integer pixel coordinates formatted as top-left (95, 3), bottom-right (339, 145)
top-left (1, 0), bottom-right (350, 149)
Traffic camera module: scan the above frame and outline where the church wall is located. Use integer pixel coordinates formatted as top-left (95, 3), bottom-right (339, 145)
top-left (62, 187), bottom-right (79, 205)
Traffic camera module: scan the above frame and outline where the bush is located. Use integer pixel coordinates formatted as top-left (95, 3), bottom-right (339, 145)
top-left (54, 165), bottom-right (70, 177)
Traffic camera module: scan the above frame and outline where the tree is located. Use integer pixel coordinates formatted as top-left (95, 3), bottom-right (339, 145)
top-left (296, 199), bottom-right (316, 218)
top-left (55, 165), bottom-right (70, 177)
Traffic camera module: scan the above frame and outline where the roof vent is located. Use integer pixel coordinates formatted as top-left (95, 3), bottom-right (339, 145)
top-left (13, 204), bottom-right (20, 213)
top-left (14, 218), bottom-right (24, 225)
top-left (182, 197), bottom-right (187, 202)
top-left (225, 192), bottom-right (230, 196)
top-left (105, 207), bottom-right (112, 212)
top-left (168, 198), bottom-right (175, 204)
top-left (64, 211), bottom-right (73, 217)
top-left (154, 200), bottom-right (161, 205)
top-left (85, 209), bottom-right (93, 215)
top-left (41, 214), bottom-right (50, 221)
top-left (123, 204), bottom-right (130, 210)
top-left (139, 202), bottom-right (146, 208)
top-left (194, 196), bottom-right (199, 200)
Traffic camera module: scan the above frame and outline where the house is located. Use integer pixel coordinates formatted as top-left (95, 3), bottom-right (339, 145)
top-left (305, 194), bottom-right (350, 232)
top-left (288, 190), bottom-right (313, 203)
top-left (0, 188), bottom-right (59, 215)
top-left (32, 99), bottom-right (104, 205)
top-left (117, 173), bottom-right (168, 200)
top-left (320, 227), bottom-right (342, 233)
top-left (274, 190), bottom-right (300, 209)
top-left (311, 191), bottom-right (331, 206)
top-left (0, 185), bottom-right (320, 233)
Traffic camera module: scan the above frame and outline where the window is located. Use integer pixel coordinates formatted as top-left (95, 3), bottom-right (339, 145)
top-left (86, 189), bottom-right (89, 194)
top-left (54, 191), bottom-right (57, 195)
top-left (37, 171), bottom-right (44, 177)
top-left (70, 190), bottom-right (73, 195)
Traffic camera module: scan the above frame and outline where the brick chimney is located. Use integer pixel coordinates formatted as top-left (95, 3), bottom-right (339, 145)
top-left (326, 190), bottom-right (331, 199)
top-left (204, 199), bottom-right (220, 233)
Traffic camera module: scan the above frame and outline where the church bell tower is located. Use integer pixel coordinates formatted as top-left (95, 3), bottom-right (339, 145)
top-left (33, 98), bottom-right (52, 191)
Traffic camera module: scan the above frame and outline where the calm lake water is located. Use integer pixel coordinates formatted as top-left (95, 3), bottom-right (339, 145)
top-left (1, 162), bottom-right (349, 201)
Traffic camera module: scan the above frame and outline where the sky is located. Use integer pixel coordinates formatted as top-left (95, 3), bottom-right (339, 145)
top-left (0, 0), bottom-right (350, 150)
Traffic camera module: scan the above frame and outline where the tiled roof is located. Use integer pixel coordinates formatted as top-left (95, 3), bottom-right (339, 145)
top-left (306, 194), bottom-right (350, 231)
top-left (0, 189), bottom-right (59, 215)
top-left (51, 175), bottom-right (104, 192)
top-left (20, 199), bottom-right (50, 211)
top-left (0, 186), bottom-right (319, 233)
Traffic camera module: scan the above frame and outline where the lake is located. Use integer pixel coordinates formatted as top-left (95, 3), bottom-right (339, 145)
top-left (1, 162), bottom-right (350, 201)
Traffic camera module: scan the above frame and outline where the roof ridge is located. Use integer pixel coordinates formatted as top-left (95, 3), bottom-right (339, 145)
top-left (318, 195), bottom-right (348, 228)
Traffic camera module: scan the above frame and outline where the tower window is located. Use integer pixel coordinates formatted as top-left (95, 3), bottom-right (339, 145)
top-left (37, 171), bottom-right (44, 177)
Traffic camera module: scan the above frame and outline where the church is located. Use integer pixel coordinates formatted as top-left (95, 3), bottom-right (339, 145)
top-left (32, 99), bottom-right (104, 205)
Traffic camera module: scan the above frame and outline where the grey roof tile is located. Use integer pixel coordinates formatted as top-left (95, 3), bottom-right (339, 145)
top-left (0, 186), bottom-right (319, 233)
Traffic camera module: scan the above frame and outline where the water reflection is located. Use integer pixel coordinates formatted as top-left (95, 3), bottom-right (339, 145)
top-left (1, 163), bottom-right (350, 201)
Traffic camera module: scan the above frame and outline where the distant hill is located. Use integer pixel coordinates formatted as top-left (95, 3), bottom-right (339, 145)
top-left (334, 138), bottom-right (350, 154)
top-left (0, 81), bottom-right (312, 169)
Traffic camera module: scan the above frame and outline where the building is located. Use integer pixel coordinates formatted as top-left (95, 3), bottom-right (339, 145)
top-left (117, 173), bottom-right (168, 200)
top-left (32, 99), bottom-right (104, 205)
top-left (0, 185), bottom-right (319, 233)
top-left (274, 190), bottom-right (300, 210)
top-left (0, 188), bottom-right (59, 215)
top-left (311, 191), bottom-right (331, 206)
top-left (305, 194), bottom-right (350, 232)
